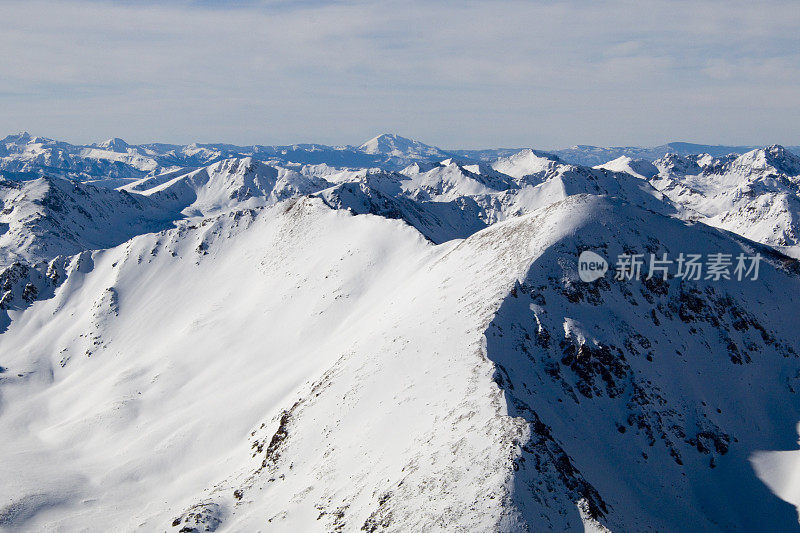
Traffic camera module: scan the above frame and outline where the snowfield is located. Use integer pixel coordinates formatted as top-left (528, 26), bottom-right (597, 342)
top-left (0, 198), bottom-right (530, 531)
top-left (1, 133), bottom-right (799, 531)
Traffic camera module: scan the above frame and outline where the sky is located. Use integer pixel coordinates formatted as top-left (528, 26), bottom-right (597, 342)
top-left (1, 0), bottom-right (799, 149)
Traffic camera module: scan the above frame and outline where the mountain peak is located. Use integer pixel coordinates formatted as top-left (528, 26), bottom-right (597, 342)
top-left (764, 144), bottom-right (793, 159)
top-left (98, 137), bottom-right (131, 152)
top-left (491, 148), bottom-right (559, 179)
top-left (2, 132), bottom-right (33, 145)
top-left (654, 153), bottom-right (703, 177)
top-left (358, 133), bottom-right (443, 158)
top-left (733, 144), bottom-right (800, 177)
top-left (595, 155), bottom-right (658, 179)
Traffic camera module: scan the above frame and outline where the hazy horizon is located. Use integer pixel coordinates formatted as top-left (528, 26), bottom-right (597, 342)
top-left (2, 0), bottom-right (799, 149)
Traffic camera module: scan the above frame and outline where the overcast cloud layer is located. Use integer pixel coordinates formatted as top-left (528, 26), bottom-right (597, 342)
top-left (1, 0), bottom-right (798, 148)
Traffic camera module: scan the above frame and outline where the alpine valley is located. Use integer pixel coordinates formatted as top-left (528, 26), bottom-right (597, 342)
top-left (1, 133), bottom-right (799, 532)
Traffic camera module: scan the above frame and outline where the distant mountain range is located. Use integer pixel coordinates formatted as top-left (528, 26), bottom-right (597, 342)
top-left (2, 132), bottom-right (797, 185)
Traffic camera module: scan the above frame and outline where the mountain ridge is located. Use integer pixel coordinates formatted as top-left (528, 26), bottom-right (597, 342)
top-left (3, 132), bottom-right (798, 185)
top-left (1, 132), bottom-right (799, 531)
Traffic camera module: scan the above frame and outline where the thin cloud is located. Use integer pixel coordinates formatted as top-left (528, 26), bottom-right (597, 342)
top-left (0, 0), bottom-right (798, 148)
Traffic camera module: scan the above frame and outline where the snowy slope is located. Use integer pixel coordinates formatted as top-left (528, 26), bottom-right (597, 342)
top-left (486, 195), bottom-right (800, 531)
top-left (0, 197), bottom-right (533, 531)
top-left (1, 195), bottom-right (799, 532)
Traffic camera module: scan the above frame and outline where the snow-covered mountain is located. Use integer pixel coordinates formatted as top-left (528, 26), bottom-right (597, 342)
top-left (551, 142), bottom-right (800, 167)
top-left (0, 132), bottom-right (452, 184)
top-left (487, 196), bottom-right (800, 531)
top-left (6, 132), bottom-right (795, 187)
top-left (95, 137), bottom-right (132, 153)
top-left (647, 146), bottom-right (800, 257)
top-left (359, 133), bottom-right (448, 160)
top-left (491, 149), bottom-right (561, 179)
top-left (123, 157), bottom-right (331, 218)
top-left (0, 133), bottom-right (161, 186)
top-left (0, 177), bottom-right (176, 265)
top-left (594, 156), bottom-right (658, 180)
top-left (1, 133), bottom-right (799, 531)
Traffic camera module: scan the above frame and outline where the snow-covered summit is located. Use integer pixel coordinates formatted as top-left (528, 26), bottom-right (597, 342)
top-left (358, 133), bottom-right (447, 159)
top-left (643, 147), bottom-right (800, 257)
top-left (594, 155), bottom-right (658, 179)
top-left (96, 137), bottom-right (131, 153)
top-left (401, 158), bottom-right (516, 201)
top-left (729, 144), bottom-right (800, 178)
top-left (654, 153), bottom-right (704, 177)
top-left (1, 132), bottom-right (34, 145)
top-left (491, 148), bottom-right (560, 179)
top-left (127, 157), bottom-right (331, 217)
